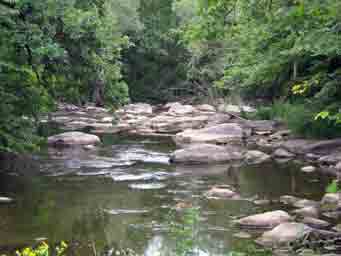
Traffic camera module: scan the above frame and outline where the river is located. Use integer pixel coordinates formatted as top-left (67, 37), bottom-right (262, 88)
top-left (0, 133), bottom-right (332, 255)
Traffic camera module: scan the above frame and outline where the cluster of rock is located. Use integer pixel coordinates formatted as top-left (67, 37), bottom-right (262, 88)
top-left (231, 192), bottom-right (340, 253)
top-left (46, 102), bottom-right (341, 173)
top-left (45, 103), bottom-right (116, 133)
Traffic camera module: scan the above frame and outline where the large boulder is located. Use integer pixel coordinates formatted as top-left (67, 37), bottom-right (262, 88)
top-left (244, 150), bottom-right (271, 165)
top-left (174, 123), bottom-right (247, 146)
top-left (244, 120), bottom-right (278, 135)
top-left (234, 210), bottom-right (292, 229)
top-left (170, 144), bottom-right (243, 164)
top-left (256, 223), bottom-right (312, 247)
top-left (48, 132), bottom-right (101, 146)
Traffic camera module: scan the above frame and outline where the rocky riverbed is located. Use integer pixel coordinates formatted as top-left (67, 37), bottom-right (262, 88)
top-left (8, 101), bottom-right (339, 255)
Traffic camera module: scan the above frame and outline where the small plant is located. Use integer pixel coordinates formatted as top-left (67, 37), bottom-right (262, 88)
top-left (326, 180), bottom-right (340, 193)
top-left (15, 241), bottom-right (67, 256)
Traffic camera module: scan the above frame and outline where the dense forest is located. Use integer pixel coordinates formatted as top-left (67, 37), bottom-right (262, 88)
top-left (0, 0), bottom-right (341, 152)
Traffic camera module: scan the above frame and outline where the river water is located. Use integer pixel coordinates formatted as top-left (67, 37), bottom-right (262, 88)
top-left (0, 133), bottom-right (333, 255)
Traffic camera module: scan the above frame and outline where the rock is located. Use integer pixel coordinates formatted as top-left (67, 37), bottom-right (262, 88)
top-left (293, 206), bottom-right (320, 218)
top-left (321, 193), bottom-right (340, 212)
top-left (336, 162), bottom-right (341, 171)
top-left (280, 195), bottom-right (301, 206)
top-left (254, 199), bottom-right (271, 206)
top-left (124, 103), bottom-right (153, 115)
top-left (170, 144), bottom-right (243, 164)
top-left (233, 232), bottom-right (252, 239)
top-left (305, 153), bottom-right (321, 161)
top-left (48, 132), bottom-right (101, 146)
top-left (301, 217), bottom-right (330, 229)
top-left (256, 223), bottom-right (312, 247)
top-left (318, 153), bottom-right (341, 164)
top-left (174, 123), bottom-right (246, 146)
top-left (205, 186), bottom-right (238, 198)
top-left (281, 139), bottom-right (317, 154)
top-left (196, 104), bottom-right (216, 112)
top-left (270, 130), bottom-right (291, 140)
top-left (101, 116), bottom-right (114, 123)
top-left (301, 166), bottom-right (317, 173)
top-left (244, 120), bottom-right (278, 134)
top-left (293, 199), bottom-right (319, 209)
top-left (167, 103), bottom-right (195, 116)
top-left (273, 148), bottom-right (295, 159)
top-left (83, 145), bottom-right (96, 150)
top-left (150, 115), bottom-right (209, 133)
top-left (244, 150), bottom-right (271, 164)
top-left (332, 224), bottom-right (341, 232)
top-left (206, 113), bottom-right (232, 126)
top-left (0, 197), bottom-right (13, 203)
top-left (234, 210), bottom-right (292, 229)
top-left (218, 104), bottom-right (256, 114)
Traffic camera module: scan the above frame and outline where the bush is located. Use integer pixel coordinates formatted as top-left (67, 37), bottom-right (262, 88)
top-left (252, 102), bottom-right (341, 138)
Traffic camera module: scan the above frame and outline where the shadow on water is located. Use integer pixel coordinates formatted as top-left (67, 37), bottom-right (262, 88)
top-left (0, 133), bottom-right (333, 255)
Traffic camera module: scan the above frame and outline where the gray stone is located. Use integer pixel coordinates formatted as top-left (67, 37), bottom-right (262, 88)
top-left (293, 199), bottom-right (319, 209)
top-left (273, 148), bottom-right (295, 159)
top-left (167, 103), bottom-right (195, 116)
top-left (205, 186), bottom-right (238, 199)
top-left (280, 195), bottom-right (301, 206)
top-left (301, 217), bottom-right (330, 229)
top-left (293, 206), bottom-right (319, 218)
top-left (124, 103), bottom-right (153, 115)
top-left (174, 123), bottom-right (246, 146)
top-left (196, 104), bottom-right (216, 112)
top-left (170, 144), bottom-right (243, 164)
top-left (244, 150), bottom-right (271, 164)
top-left (235, 210), bottom-right (292, 229)
top-left (318, 153), bottom-right (341, 164)
top-left (256, 222), bottom-right (312, 247)
top-left (48, 132), bottom-right (101, 146)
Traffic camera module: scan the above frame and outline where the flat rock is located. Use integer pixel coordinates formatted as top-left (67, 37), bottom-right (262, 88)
top-left (196, 104), bottom-right (216, 112)
top-left (48, 132), bottom-right (101, 146)
top-left (280, 195), bottom-right (301, 206)
top-left (256, 222), bottom-right (312, 247)
top-left (167, 103), bottom-right (195, 116)
top-left (293, 199), bottom-right (319, 209)
top-left (293, 206), bottom-right (320, 218)
top-left (244, 120), bottom-right (278, 134)
top-left (150, 115), bottom-right (209, 133)
top-left (244, 150), bottom-right (271, 164)
top-left (205, 186), bottom-right (238, 199)
top-left (273, 148), bottom-right (295, 159)
top-left (123, 103), bottom-right (153, 115)
top-left (301, 217), bottom-right (330, 229)
top-left (319, 153), bottom-right (341, 164)
top-left (170, 144), bottom-right (243, 164)
top-left (235, 210), bottom-right (292, 229)
top-left (174, 123), bottom-right (246, 146)
top-left (321, 193), bottom-right (340, 211)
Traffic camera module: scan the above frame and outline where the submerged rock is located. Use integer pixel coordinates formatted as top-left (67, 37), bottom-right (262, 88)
top-left (170, 144), bottom-right (243, 164)
top-left (235, 210), bottom-right (292, 229)
top-left (256, 222), bottom-right (311, 247)
top-left (205, 186), bottom-right (239, 199)
top-left (244, 150), bottom-right (271, 165)
top-left (174, 123), bottom-right (246, 146)
top-left (48, 132), bottom-right (101, 146)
